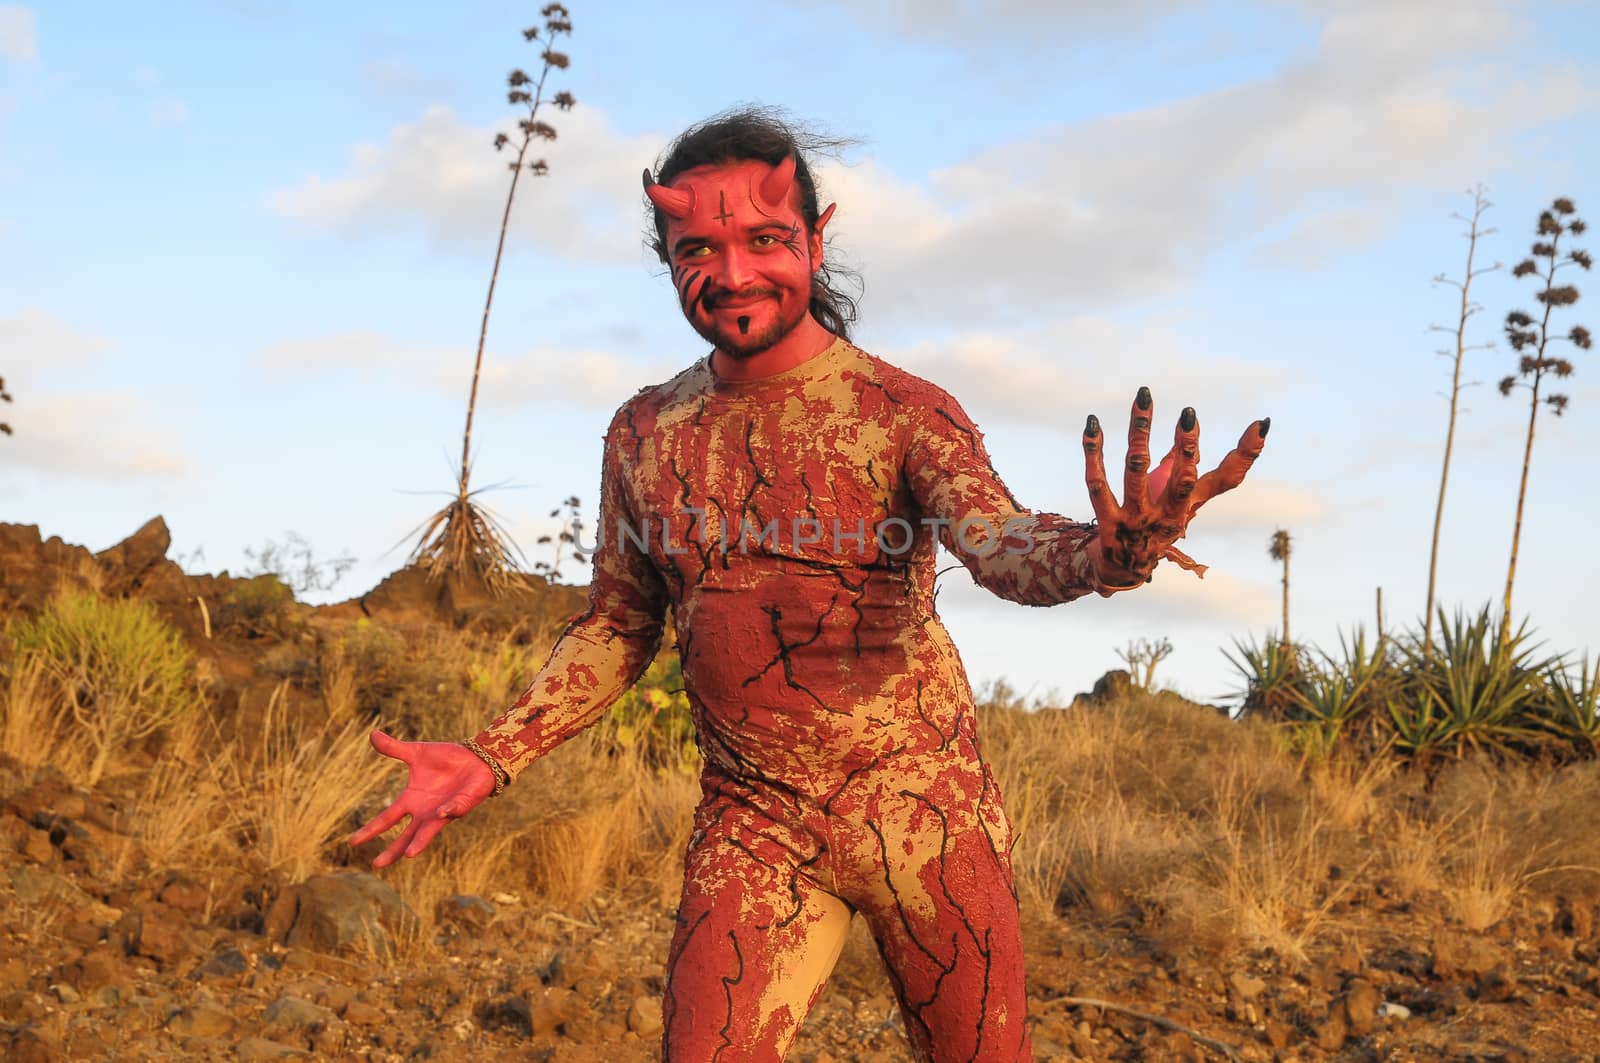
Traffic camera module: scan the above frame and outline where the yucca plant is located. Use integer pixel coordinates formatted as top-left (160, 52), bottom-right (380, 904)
top-left (1535, 656), bottom-right (1600, 758)
top-left (410, 4), bottom-right (578, 593)
top-left (1393, 607), bottom-right (1551, 758)
top-left (1283, 628), bottom-right (1390, 757)
top-left (1225, 634), bottom-right (1301, 721)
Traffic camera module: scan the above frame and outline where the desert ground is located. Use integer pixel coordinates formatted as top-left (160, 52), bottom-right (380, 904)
top-left (2, 518), bottom-right (1598, 1061)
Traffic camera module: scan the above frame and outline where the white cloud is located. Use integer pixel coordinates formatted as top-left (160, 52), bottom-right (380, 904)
top-left (936, 548), bottom-right (1279, 632)
top-left (872, 314), bottom-right (1300, 433)
top-left (812, 0), bottom-right (1590, 327)
top-left (252, 330), bottom-right (677, 411)
top-left (781, 0), bottom-right (1197, 42)
top-left (0, 5), bottom-right (35, 62)
top-left (0, 312), bottom-right (189, 482)
top-left (272, 104), bottom-right (664, 264)
top-left (1251, 206), bottom-right (1388, 269)
top-left (0, 309), bottom-right (116, 374)
top-left (1, 392), bottom-right (191, 481)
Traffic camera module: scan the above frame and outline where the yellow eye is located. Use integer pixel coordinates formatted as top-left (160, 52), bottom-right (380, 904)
top-left (753, 234), bottom-right (777, 247)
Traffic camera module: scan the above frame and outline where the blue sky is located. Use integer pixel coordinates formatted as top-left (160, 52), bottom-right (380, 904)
top-left (3, 0), bottom-right (1597, 705)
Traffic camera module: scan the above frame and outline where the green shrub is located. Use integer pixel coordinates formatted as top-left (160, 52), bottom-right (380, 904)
top-left (592, 654), bottom-right (699, 773)
top-left (219, 574), bottom-right (296, 638)
top-left (9, 591), bottom-right (201, 783)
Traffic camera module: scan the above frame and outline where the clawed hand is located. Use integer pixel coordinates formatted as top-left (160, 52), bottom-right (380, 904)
top-left (348, 730), bottom-right (497, 868)
top-left (1082, 386), bottom-right (1269, 587)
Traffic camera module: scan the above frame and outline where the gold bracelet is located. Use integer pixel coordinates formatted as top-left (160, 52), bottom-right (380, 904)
top-left (459, 738), bottom-right (509, 797)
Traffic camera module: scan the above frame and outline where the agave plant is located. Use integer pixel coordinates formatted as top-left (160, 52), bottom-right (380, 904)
top-left (1535, 656), bottom-right (1600, 758)
top-left (1390, 606), bottom-right (1551, 758)
top-left (1225, 634), bottom-right (1301, 720)
top-left (1285, 627), bottom-right (1391, 756)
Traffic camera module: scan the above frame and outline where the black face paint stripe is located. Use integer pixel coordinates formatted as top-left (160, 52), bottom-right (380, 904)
top-left (738, 316), bottom-right (750, 335)
top-left (678, 270), bottom-right (702, 310)
top-left (687, 275), bottom-right (713, 317)
top-left (714, 190), bottom-right (733, 225)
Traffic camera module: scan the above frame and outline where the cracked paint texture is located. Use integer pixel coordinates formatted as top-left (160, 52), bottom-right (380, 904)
top-left (475, 337), bottom-right (1112, 1061)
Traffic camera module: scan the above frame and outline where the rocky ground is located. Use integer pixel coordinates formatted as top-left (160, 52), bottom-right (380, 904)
top-left (2, 519), bottom-right (1599, 1060)
top-left (5, 765), bottom-right (1599, 1062)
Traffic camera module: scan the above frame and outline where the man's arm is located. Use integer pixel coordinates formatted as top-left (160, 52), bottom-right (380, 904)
top-left (470, 405), bottom-right (670, 780)
top-left (903, 388), bottom-right (1130, 606)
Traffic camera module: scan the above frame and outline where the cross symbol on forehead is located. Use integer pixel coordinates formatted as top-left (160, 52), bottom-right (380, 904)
top-left (713, 190), bottom-right (733, 225)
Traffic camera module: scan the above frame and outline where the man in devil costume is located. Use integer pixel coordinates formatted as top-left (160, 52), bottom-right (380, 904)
top-left (353, 108), bottom-right (1268, 1061)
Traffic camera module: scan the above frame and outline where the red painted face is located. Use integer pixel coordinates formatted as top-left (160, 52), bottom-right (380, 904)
top-left (653, 160), bottom-right (827, 359)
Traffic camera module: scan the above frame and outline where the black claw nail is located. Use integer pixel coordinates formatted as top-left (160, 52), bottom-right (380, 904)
top-left (1259, 417), bottom-right (1271, 439)
top-left (1136, 386), bottom-right (1152, 410)
top-left (1085, 415), bottom-right (1101, 438)
top-left (1179, 407), bottom-right (1196, 431)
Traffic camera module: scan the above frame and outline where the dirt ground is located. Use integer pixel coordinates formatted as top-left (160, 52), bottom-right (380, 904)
top-left (2, 519), bottom-right (1598, 1061)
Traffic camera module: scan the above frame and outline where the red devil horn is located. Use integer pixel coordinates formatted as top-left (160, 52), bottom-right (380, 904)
top-left (758, 155), bottom-right (797, 211)
top-left (643, 169), bottom-right (695, 220)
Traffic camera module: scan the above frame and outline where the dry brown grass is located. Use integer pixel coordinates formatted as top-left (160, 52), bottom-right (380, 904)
top-left (983, 691), bottom-right (1600, 960)
top-left (15, 589), bottom-right (1600, 975)
top-left (228, 679), bottom-right (391, 882)
top-left (0, 657), bottom-right (81, 776)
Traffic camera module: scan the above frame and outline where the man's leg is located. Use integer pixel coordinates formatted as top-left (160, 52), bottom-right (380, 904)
top-left (837, 775), bottom-right (1033, 1062)
top-left (662, 793), bottom-right (852, 1062)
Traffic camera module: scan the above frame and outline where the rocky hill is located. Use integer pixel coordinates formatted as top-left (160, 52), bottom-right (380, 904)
top-left (1, 520), bottom-right (1597, 1061)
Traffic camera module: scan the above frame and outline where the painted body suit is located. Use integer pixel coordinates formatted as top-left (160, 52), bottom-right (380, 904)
top-left (475, 336), bottom-right (1112, 1061)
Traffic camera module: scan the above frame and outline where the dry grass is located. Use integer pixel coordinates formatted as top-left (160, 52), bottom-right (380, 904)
top-left (0, 657), bottom-right (83, 777)
top-left (14, 588), bottom-right (1600, 975)
top-left (228, 679), bottom-right (390, 882)
top-left (113, 710), bottom-right (237, 878)
top-left (504, 734), bottom-right (699, 911)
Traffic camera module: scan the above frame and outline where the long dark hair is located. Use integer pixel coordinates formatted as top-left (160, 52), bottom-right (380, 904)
top-left (646, 106), bottom-right (862, 340)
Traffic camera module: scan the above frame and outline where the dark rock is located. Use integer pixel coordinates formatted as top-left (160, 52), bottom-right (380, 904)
top-left (67, 947), bottom-right (125, 990)
top-left (270, 871), bottom-right (417, 960)
top-left (1071, 669), bottom-right (1133, 709)
top-left (158, 874), bottom-right (209, 914)
top-left (166, 1000), bottom-right (238, 1038)
top-left (477, 994), bottom-right (533, 1037)
top-left (261, 996), bottom-right (348, 1055)
top-left (112, 902), bottom-right (191, 966)
top-left (436, 893), bottom-right (497, 932)
top-left (6, 1025), bottom-right (60, 1063)
top-left (234, 1036), bottom-right (312, 1061)
top-left (9, 866), bottom-right (94, 908)
top-left (194, 948), bottom-right (250, 979)
top-left (94, 516), bottom-right (172, 594)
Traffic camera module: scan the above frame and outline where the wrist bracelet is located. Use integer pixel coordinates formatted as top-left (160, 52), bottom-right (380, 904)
top-left (460, 738), bottom-right (510, 797)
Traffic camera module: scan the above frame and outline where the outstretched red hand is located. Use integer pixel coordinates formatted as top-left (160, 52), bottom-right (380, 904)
top-left (349, 730), bottom-right (496, 869)
top-left (1083, 386), bottom-right (1269, 585)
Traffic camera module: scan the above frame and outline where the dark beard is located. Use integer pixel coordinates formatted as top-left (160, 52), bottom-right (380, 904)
top-left (692, 314), bottom-right (786, 359)
top-left (692, 287), bottom-right (801, 358)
